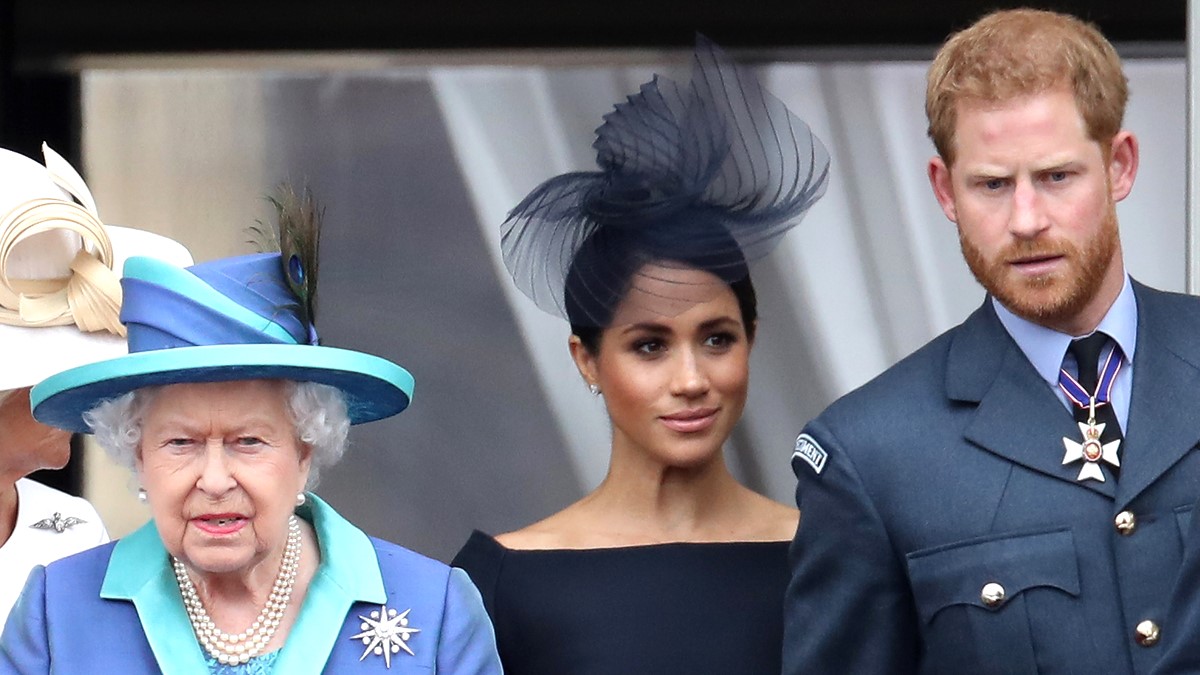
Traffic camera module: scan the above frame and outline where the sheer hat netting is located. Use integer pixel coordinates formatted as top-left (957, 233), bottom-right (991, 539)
top-left (500, 36), bottom-right (831, 326)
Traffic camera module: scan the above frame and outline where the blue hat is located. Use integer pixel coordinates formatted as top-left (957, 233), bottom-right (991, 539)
top-left (31, 252), bottom-right (413, 433)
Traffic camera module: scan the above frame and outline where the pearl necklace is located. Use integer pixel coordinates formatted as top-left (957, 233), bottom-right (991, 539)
top-left (173, 515), bottom-right (302, 665)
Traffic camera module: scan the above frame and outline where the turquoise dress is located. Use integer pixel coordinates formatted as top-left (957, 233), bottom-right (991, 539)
top-left (1, 494), bottom-right (502, 674)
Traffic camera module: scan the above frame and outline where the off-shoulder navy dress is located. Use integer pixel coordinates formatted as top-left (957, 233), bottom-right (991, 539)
top-left (452, 530), bottom-right (789, 674)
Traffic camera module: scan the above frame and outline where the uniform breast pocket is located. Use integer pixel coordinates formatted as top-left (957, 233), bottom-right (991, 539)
top-left (1176, 503), bottom-right (1194, 543)
top-left (906, 528), bottom-right (1081, 675)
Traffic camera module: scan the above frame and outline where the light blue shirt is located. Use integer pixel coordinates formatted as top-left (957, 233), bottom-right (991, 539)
top-left (992, 274), bottom-right (1137, 431)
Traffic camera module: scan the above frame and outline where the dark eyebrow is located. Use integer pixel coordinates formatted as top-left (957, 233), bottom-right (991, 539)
top-left (617, 315), bottom-right (741, 336)
top-left (699, 316), bottom-right (741, 331)
top-left (618, 322), bottom-right (670, 336)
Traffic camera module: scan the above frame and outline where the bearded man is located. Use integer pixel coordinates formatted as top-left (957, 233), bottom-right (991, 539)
top-left (784, 9), bottom-right (1200, 675)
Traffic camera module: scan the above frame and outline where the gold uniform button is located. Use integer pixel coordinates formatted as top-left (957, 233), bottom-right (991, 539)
top-left (980, 582), bottom-right (1006, 608)
top-left (1135, 620), bottom-right (1160, 647)
top-left (1115, 511), bottom-right (1137, 536)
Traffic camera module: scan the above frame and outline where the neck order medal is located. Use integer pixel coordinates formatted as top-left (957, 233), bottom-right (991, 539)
top-left (1059, 348), bottom-right (1122, 483)
top-left (1062, 415), bottom-right (1120, 482)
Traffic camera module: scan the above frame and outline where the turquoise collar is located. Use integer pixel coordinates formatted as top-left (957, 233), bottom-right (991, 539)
top-left (101, 493), bottom-right (385, 674)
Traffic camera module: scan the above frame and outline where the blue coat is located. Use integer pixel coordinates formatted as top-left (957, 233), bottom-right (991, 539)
top-left (1145, 493), bottom-right (1200, 674)
top-left (0, 494), bottom-right (502, 674)
top-left (785, 283), bottom-right (1200, 675)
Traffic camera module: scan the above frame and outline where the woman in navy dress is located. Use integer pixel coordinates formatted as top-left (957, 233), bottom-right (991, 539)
top-left (453, 37), bottom-right (831, 674)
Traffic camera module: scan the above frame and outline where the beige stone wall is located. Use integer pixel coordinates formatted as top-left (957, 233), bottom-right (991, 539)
top-left (79, 70), bottom-right (269, 537)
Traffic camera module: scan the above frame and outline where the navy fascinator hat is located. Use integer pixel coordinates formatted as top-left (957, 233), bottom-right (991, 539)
top-left (500, 35), bottom-right (832, 326)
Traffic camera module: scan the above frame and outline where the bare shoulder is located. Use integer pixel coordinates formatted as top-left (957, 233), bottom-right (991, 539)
top-left (741, 490), bottom-right (800, 541)
top-left (494, 508), bottom-right (583, 550)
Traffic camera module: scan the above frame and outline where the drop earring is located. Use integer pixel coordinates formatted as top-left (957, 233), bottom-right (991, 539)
top-left (137, 488), bottom-right (148, 504)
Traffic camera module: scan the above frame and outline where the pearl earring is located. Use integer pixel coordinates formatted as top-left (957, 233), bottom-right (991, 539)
top-left (588, 384), bottom-right (601, 396)
top-left (137, 488), bottom-right (148, 504)
top-left (295, 492), bottom-right (307, 507)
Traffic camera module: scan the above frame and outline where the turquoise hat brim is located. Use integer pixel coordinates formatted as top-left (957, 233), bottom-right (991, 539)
top-left (31, 344), bottom-right (414, 433)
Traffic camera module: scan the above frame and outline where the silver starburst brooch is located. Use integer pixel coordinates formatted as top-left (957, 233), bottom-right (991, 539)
top-left (350, 604), bottom-right (421, 669)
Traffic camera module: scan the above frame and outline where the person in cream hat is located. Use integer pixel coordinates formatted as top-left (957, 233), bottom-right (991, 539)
top-left (0, 143), bottom-right (192, 625)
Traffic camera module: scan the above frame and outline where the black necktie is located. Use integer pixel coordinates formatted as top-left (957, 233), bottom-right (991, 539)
top-left (1067, 333), bottom-right (1123, 477)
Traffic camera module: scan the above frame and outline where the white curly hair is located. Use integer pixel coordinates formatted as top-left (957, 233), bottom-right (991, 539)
top-left (82, 380), bottom-right (350, 488)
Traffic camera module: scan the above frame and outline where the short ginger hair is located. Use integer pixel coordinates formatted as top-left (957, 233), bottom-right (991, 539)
top-left (926, 8), bottom-right (1128, 165)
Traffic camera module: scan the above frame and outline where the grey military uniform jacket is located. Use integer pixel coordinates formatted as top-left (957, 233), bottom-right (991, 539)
top-left (784, 282), bottom-right (1200, 675)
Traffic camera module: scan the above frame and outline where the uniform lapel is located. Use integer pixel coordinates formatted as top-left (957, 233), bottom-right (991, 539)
top-left (952, 301), bottom-right (1117, 498)
top-left (1115, 283), bottom-right (1200, 509)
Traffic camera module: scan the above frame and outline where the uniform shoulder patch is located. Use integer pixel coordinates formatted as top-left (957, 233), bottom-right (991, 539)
top-left (793, 433), bottom-right (827, 475)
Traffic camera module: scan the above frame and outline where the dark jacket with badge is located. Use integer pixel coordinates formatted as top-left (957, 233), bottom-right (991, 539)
top-left (784, 282), bottom-right (1200, 675)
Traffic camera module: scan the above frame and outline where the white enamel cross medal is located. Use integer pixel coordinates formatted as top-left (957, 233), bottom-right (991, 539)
top-left (1058, 343), bottom-right (1123, 483)
top-left (1061, 402), bottom-right (1120, 483)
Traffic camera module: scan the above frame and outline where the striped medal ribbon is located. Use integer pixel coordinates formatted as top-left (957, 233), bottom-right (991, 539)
top-left (1058, 345), bottom-right (1122, 482)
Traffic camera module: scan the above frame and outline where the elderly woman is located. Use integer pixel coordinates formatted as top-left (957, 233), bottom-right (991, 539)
top-left (0, 144), bottom-right (192, 625)
top-left (452, 38), bottom-right (829, 673)
top-left (0, 195), bottom-right (501, 673)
